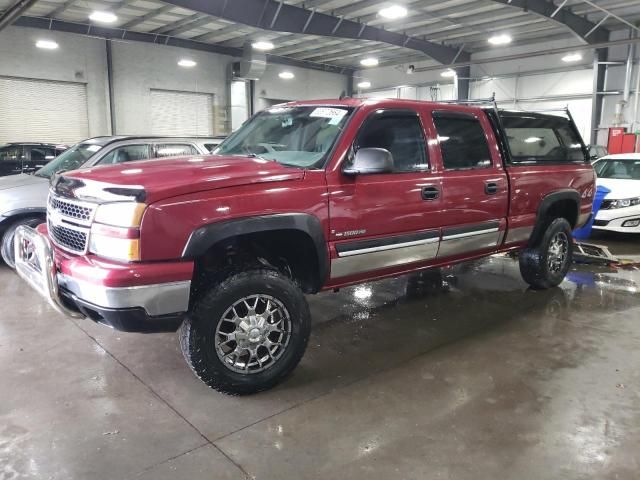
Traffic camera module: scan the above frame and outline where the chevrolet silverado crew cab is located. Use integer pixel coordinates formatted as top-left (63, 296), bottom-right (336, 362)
top-left (14, 99), bottom-right (595, 395)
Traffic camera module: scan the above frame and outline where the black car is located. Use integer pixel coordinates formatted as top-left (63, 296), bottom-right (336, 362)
top-left (0, 143), bottom-right (67, 177)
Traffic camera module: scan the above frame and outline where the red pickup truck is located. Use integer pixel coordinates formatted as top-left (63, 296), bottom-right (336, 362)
top-left (14, 98), bottom-right (595, 395)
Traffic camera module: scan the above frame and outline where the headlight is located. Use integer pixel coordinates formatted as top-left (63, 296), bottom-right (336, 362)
top-left (89, 202), bottom-right (146, 262)
top-left (608, 197), bottom-right (640, 209)
top-left (93, 202), bottom-right (146, 227)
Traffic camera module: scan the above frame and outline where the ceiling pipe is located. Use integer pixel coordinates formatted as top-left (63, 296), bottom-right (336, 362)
top-left (0, 0), bottom-right (39, 32)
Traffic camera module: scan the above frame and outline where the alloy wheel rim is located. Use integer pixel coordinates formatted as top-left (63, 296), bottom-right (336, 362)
top-left (547, 232), bottom-right (569, 274)
top-left (215, 294), bottom-right (292, 374)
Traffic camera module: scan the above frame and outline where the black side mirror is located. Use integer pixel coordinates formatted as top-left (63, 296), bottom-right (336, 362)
top-left (343, 148), bottom-right (394, 175)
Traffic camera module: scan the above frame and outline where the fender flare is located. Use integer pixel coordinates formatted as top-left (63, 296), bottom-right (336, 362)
top-left (529, 189), bottom-right (580, 245)
top-left (182, 213), bottom-right (329, 288)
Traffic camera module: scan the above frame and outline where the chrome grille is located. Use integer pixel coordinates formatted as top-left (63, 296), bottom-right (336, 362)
top-left (50, 197), bottom-right (93, 222)
top-left (47, 193), bottom-right (97, 254)
top-left (49, 222), bottom-right (88, 253)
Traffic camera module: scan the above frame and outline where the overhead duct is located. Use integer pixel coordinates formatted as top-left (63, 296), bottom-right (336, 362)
top-left (233, 44), bottom-right (266, 80)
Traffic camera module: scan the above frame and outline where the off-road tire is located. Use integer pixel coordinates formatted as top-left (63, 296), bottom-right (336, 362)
top-left (179, 268), bottom-right (311, 395)
top-left (519, 217), bottom-right (573, 290)
top-left (1, 216), bottom-right (44, 269)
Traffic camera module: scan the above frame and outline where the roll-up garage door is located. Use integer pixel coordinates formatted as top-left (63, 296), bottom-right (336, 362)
top-left (0, 76), bottom-right (89, 144)
top-left (150, 89), bottom-right (214, 136)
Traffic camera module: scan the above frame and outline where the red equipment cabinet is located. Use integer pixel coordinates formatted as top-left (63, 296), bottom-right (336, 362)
top-left (607, 127), bottom-right (626, 154)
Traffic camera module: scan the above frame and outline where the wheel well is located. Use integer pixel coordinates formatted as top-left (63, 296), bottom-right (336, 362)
top-left (545, 199), bottom-right (578, 228)
top-left (529, 198), bottom-right (579, 246)
top-left (194, 229), bottom-right (322, 294)
top-left (1, 212), bottom-right (46, 236)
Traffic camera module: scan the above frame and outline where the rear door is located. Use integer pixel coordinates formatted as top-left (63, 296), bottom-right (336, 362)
top-left (427, 108), bottom-right (509, 259)
top-left (326, 107), bottom-right (444, 281)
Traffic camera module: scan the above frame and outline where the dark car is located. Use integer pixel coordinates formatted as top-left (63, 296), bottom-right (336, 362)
top-left (588, 144), bottom-right (608, 162)
top-left (0, 143), bottom-right (67, 177)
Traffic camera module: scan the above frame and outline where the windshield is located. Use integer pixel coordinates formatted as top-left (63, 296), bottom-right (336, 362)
top-left (34, 143), bottom-right (102, 179)
top-left (215, 106), bottom-right (353, 168)
top-left (594, 159), bottom-right (640, 180)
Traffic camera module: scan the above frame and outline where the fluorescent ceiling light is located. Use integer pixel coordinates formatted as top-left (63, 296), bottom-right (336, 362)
top-left (379, 5), bottom-right (407, 20)
top-left (524, 136), bottom-right (542, 143)
top-left (360, 57), bottom-right (379, 67)
top-left (441, 68), bottom-right (456, 78)
top-left (357, 81), bottom-right (371, 89)
top-left (178, 58), bottom-right (197, 67)
top-left (36, 40), bottom-right (58, 50)
top-left (488, 33), bottom-right (512, 45)
top-left (89, 11), bottom-right (117, 23)
top-left (279, 71), bottom-right (294, 79)
top-left (562, 53), bottom-right (582, 62)
top-left (252, 41), bottom-right (274, 51)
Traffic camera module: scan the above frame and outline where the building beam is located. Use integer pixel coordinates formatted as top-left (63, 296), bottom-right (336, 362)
top-left (120, 4), bottom-right (173, 30)
top-left (487, 0), bottom-right (609, 44)
top-left (13, 15), bottom-right (353, 74)
top-left (0, 0), bottom-right (38, 32)
top-left (160, 0), bottom-right (469, 64)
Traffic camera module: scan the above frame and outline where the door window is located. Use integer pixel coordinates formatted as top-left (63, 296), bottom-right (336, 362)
top-left (0, 146), bottom-right (22, 163)
top-left (432, 112), bottom-right (492, 170)
top-left (354, 111), bottom-right (429, 172)
top-left (98, 145), bottom-right (151, 165)
top-left (155, 144), bottom-right (198, 158)
top-left (30, 147), bottom-right (56, 162)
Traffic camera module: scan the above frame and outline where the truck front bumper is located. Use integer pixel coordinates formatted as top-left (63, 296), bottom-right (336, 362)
top-left (14, 225), bottom-right (192, 333)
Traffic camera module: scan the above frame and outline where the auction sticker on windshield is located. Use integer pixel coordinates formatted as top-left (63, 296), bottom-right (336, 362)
top-left (309, 107), bottom-right (348, 125)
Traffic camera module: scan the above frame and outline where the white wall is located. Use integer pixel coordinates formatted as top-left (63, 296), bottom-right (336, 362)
top-left (0, 26), bottom-right (110, 138)
top-left (354, 38), bottom-right (610, 143)
top-left (110, 41), bottom-right (232, 135)
top-left (254, 63), bottom-right (349, 112)
top-left (0, 26), bottom-right (350, 139)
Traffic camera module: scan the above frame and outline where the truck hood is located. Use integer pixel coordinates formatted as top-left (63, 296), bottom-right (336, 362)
top-left (62, 155), bottom-right (305, 203)
top-left (0, 173), bottom-right (48, 191)
top-left (597, 178), bottom-right (640, 199)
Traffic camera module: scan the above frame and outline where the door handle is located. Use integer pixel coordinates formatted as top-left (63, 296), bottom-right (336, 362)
top-left (485, 182), bottom-right (498, 195)
top-left (422, 186), bottom-right (440, 200)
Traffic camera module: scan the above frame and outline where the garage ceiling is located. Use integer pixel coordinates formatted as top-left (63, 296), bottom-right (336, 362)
top-left (2, 0), bottom-right (640, 71)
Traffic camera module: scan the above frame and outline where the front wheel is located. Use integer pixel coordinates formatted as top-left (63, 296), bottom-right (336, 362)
top-left (1, 216), bottom-right (44, 269)
top-left (179, 269), bottom-right (311, 395)
top-left (519, 217), bottom-right (573, 289)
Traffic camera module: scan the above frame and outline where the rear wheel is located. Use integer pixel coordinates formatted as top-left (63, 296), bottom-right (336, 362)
top-left (1, 216), bottom-right (44, 269)
top-left (519, 217), bottom-right (573, 289)
top-left (179, 268), bottom-right (311, 395)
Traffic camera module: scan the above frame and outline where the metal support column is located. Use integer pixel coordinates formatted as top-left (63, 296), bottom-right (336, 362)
top-left (457, 66), bottom-right (470, 100)
top-left (106, 39), bottom-right (117, 135)
top-left (591, 48), bottom-right (607, 145)
top-left (346, 71), bottom-right (354, 98)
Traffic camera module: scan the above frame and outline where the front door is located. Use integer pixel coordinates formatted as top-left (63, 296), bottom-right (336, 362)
top-left (326, 108), bottom-right (444, 282)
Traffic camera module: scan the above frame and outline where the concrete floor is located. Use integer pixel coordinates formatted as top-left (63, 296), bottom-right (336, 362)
top-left (1, 233), bottom-right (639, 479)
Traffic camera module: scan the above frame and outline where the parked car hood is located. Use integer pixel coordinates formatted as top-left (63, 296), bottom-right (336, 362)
top-left (61, 155), bottom-right (305, 203)
top-left (597, 178), bottom-right (640, 199)
top-left (0, 173), bottom-right (48, 191)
